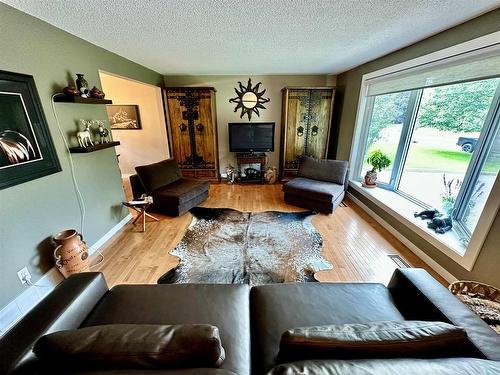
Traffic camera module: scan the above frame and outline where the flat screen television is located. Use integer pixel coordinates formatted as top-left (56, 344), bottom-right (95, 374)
top-left (228, 122), bottom-right (275, 152)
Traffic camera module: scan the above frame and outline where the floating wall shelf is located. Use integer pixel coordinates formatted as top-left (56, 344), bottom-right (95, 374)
top-left (69, 141), bottom-right (120, 153)
top-left (53, 93), bottom-right (113, 104)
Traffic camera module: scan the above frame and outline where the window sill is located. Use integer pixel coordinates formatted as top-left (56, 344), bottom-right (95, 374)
top-left (348, 181), bottom-right (477, 270)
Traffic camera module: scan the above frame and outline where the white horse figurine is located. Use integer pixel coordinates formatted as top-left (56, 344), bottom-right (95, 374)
top-left (96, 120), bottom-right (110, 144)
top-left (77, 120), bottom-right (94, 148)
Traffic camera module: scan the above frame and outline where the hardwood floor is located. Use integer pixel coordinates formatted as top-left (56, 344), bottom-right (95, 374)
top-left (92, 183), bottom-right (447, 287)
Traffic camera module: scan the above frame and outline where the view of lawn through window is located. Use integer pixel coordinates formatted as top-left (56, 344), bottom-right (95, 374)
top-left (361, 76), bottom-right (500, 240)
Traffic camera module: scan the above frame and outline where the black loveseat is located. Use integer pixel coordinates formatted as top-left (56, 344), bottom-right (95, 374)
top-left (130, 158), bottom-right (210, 216)
top-left (2, 269), bottom-right (499, 375)
top-left (283, 156), bottom-right (349, 214)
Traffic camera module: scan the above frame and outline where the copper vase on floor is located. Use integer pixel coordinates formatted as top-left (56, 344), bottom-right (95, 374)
top-left (53, 229), bottom-right (90, 278)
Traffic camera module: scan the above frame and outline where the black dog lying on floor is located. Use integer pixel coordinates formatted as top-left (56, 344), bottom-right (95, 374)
top-left (414, 209), bottom-right (453, 234)
top-left (414, 209), bottom-right (440, 220)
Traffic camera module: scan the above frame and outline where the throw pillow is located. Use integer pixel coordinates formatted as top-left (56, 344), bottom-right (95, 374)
top-left (279, 320), bottom-right (473, 360)
top-left (33, 324), bottom-right (225, 370)
top-left (297, 156), bottom-right (348, 185)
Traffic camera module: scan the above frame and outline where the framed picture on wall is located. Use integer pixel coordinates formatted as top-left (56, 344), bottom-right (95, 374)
top-left (0, 70), bottom-right (61, 190)
top-left (106, 104), bottom-right (142, 129)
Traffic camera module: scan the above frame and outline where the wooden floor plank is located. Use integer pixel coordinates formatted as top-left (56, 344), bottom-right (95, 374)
top-left (92, 183), bottom-right (447, 287)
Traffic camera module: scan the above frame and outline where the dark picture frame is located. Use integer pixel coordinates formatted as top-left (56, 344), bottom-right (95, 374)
top-left (106, 104), bottom-right (142, 129)
top-left (0, 70), bottom-right (61, 190)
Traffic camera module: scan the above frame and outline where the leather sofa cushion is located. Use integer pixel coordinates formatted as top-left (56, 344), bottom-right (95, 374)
top-left (267, 358), bottom-right (500, 375)
top-left (153, 178), bottom-right (210, 206)
top-left (279, 321), bottom-right (472, 360)
top-left (135, 159), bottom-right (182, 193)
top-left (34, 324), bottom-right (225, 371)
top-left (72, 369), bottom-right (237, 375)
top-left (250, 283), bottom-right (405, 374)
top-left (298, 157), bottom-right (348, 185)
top-left (81, 284), bottom-right (250, 375)
top-left (283, 177), bottom-right (345, 202)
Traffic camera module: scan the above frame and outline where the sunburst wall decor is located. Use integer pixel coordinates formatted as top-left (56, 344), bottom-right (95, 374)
top-left (229, 78), bottom-right (270, 120)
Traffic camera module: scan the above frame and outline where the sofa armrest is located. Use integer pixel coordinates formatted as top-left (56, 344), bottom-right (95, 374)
top-left (388, 268), bottom-right (500, 361)
top-left (129, 174), bottom-right (145, 199)
top-left (343, 168), bottom-right (349, 192)
top-left (0, 272), bottom-right (108, 374)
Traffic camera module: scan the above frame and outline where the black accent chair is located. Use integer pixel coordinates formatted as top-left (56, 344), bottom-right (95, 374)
top-left (130, 158), bottom-right (209, 216)
top-left (282, 156), bottom-right (349, 214)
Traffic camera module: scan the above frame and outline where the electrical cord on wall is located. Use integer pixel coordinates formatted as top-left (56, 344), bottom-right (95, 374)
top-left (51, 94), bottom-right (86, 234)
top-left (50, 94), bottom-right (104, 268)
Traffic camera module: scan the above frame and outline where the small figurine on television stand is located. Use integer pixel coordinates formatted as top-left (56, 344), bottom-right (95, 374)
top-left (225, 165), bottom-right (236, 184)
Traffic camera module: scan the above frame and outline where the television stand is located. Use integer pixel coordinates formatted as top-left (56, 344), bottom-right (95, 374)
top-left (236, 153), bottom-right (267, 184)
top-left (236, 152), bottom-right (266, 157)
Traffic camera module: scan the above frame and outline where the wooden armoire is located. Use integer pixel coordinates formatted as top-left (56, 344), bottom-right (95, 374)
top-left (279, 87), bottom-right (335, 180)
top-left (163, 87), bottom-right (219, 181)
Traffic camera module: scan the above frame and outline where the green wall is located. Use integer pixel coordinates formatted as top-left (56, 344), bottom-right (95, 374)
top-left (0, 3), bottom-right (163, 308)
top-left (335, 8), bottom-right (500, 287)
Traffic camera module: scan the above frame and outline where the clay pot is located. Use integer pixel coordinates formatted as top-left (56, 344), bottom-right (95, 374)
top-left (90, 86), bottom-right (105, 99)
top-left (362, 170), bottom-right (378, 188)
top-left (63, 86), bottom-right (80, 97)
top-left (53, 229), bottom-right (90, 278)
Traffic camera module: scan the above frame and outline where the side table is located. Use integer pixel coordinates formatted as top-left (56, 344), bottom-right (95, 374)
top-left (122, 196), bottom-right (159, 232)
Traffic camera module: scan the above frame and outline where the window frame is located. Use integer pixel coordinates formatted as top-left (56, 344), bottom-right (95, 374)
top-left (453, 85), bottom-right (500, 236)
top-left (349, 31), bottom-right (500, 271)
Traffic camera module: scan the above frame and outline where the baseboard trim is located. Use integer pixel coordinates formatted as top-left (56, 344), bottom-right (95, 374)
top-left (0, 214), bottom-right (132, 336)
top-left (347, 192), bottom-right (457, 284)
top-left (89, 214), bottom-right (132, 255)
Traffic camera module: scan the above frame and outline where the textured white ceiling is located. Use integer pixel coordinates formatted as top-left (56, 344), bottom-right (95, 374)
top-left (3, 0), bottom-right (500, 75)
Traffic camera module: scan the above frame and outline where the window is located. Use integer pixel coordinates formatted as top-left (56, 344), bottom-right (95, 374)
top-left (361, 91), bottom-right (412, 184)
top-left (353, 40), bottom-right (500, 257)
top-left (398, 79), bottom-right (499, 211)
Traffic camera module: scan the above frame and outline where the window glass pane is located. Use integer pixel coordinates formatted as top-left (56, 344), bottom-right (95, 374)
top-left (398, 78), bottom-right (499, 213)
top-left (461, 130), bottom-right (500, 233)
top-left (362, 91), bottom-right (412, 184)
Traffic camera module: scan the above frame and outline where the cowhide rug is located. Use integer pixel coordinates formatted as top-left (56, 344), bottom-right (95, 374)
top-left (158, 207), bottom-right (332, 286)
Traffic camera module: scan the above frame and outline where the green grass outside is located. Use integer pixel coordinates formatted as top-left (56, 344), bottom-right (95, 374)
top-left (365, 143), bottom-right (499, 174)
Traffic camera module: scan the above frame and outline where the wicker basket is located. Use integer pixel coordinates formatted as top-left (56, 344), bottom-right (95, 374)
top-left (449, 280), bottom-right (500, 334)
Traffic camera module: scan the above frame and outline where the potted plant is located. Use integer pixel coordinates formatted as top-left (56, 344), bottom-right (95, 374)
top-left (441, 174), bottom-right (462, 215)
top-left (363, 149), bottom-right (391, 188)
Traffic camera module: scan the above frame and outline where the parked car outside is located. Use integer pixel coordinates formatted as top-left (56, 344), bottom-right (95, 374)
top-left (457, 137), bottom-right (478, 153)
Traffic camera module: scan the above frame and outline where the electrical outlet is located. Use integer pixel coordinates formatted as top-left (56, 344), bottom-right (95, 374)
top-left (17, 267), bottom-right (31, 285)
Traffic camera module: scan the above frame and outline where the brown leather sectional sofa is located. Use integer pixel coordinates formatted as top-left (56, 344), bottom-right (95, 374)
top-left (1, 268), bottom-right (499, 374)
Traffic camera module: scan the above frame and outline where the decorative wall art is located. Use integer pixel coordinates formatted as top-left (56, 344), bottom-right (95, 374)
top-left (0, 70), bottom-right (61, 190)
top-left (229, 78), bottom-right (270, 120)
top-left (106, 105), bottom-right (142, 129)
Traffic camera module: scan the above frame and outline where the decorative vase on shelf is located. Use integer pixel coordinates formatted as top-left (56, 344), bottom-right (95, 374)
top-left (75, 74), bottom-right (90, 98)
top-left (90, 86), bottom-right (105, 99)
top-left (63, 85), bottom-right (80, 97)
top-left (362, 170), bottom-right (377, 188)
top-left (53, 229), bottom-right (89, 278)
top-left (75, 74), bottom-right (88, 90)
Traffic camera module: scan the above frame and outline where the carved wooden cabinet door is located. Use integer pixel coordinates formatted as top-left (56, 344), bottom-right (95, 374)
top-left (164, 87), bottom-right (219, 180)
top-left (280, 87), bottom-right (335, 180)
